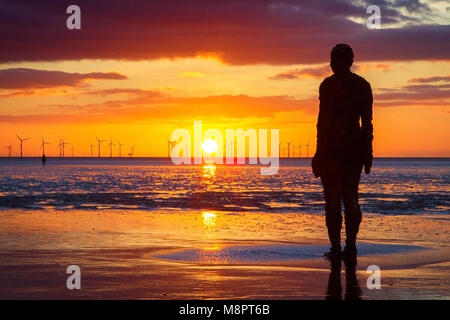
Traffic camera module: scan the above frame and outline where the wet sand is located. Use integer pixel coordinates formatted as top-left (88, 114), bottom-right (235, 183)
top-left (0, 210), bottom-right (449, 299)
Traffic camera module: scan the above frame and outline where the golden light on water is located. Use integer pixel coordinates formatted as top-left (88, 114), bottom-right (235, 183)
top-left (202, 211), bottom-right (217, 227)
top-left (202, 164), bottom-right (216, 178)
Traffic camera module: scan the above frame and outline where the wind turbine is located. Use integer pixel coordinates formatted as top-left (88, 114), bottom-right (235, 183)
top-left (16, 134), bottom-right (31, 159)
top-left (40, 136), bottom-right (51, 156)
top-left (95, 136), bottom-right (106, 158)
top-left (305, 141), bottom-right (310, 158)
top-left (89, 142), bottom-right (94, 158)
top-left (5, 143), bottom-right (13, 157)
top-left (58, 137), bottom-right (69, 157)
top-left (58, 138), bottom-right (62, 157)
top-left (117, 141), bottom-right (125, 158)
top-left (286, 141), bottom-right (292, 158)
top-left (128, 145), bottom-right (136, 157)
top-left (108, 137), bottom-right (115, 158)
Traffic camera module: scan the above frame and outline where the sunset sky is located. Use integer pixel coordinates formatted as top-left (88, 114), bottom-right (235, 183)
top-left (0, 0), bottom-right (449, 157)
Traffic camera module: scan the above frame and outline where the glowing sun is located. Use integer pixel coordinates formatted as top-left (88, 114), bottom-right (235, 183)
top-left (202, 139), bottom-right (218, 154)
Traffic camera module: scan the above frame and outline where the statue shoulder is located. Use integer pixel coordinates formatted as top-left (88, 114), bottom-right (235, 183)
top-left (352, 72), bottom-right (371, 88)
top-left (319, 75), bottom-right (334, 91)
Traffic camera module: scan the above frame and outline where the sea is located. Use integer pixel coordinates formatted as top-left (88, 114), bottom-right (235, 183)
top-left (0, 157), bottom-right (448, 215)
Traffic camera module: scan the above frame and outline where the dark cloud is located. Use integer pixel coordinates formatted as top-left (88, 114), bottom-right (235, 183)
top-left (0, 68), bottom-right (127, 89)
top-left (0, 0), bottom-right (448, 65)
top-left (390, 0), bottom-right (431, 14)
top-left (375, 81), bottom-right (450, 106)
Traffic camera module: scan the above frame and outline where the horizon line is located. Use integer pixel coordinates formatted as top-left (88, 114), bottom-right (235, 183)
top-left (0, 156), bottom-right (449, 159)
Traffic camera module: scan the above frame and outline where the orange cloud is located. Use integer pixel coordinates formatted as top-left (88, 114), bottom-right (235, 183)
top-left (0, 93), bottom-right (316, 125)
top-left (270, 65), bottom-right (331, 80)
top-left (353, 63), bottom-right (391, 72)
top-left (179, 71), bottom-right (207, 78)
top-left (408, 75), bottom-right (450, 83)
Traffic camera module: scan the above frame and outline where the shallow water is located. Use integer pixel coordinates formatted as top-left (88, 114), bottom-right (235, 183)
top-left (157, 242), bottom-right (426, 263)
top-left (0, 157), bottom-right (448, 214)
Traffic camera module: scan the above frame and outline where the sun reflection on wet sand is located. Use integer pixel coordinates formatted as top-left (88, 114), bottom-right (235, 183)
top-left (202, 211), bottom-right (220, 249)
top-left (202, 211), bottom-right (217, 228)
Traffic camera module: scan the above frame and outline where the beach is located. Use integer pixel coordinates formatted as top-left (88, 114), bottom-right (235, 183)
top-left (0, 209), bottom-right (449, 299)
top-left (0, 158), bottom-right (448, 299)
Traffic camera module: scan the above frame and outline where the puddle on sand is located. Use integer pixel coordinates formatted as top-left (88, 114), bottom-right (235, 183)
top-left (156, 242), bottom-right (425, 264)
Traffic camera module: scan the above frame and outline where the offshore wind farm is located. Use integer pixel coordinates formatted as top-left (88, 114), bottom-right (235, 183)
top-left (3, 134), bottom-right (317, 159)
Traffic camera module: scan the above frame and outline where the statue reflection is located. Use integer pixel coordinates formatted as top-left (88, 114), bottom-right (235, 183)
top-left (326, 254), bottom-right (362, 300)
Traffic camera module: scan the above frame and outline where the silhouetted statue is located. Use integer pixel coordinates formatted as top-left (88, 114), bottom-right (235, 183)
top-left (312, 44), bottom-right (373, 258)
